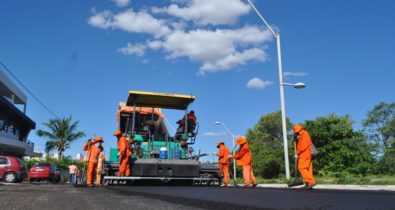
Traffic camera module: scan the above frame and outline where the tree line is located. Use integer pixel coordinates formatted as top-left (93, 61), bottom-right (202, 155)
top-left (247, 102), bottom-right (395, 178)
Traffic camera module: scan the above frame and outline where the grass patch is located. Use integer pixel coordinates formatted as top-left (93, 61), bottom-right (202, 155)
top-left (251, 175), bottom-right (395, 185)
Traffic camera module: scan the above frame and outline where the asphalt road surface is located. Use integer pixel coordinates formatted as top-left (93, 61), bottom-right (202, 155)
top-left (1, 183), bottom-right (394, 210)
top-left (107, 185), bottom-right (395, 210)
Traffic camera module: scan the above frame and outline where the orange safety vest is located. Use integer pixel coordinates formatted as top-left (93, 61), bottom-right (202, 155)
top-left (297, 129), bottom-right (312, 160)
top-left (83, 142), bottom-right (103, 163)
top-left (118, 136), bottom-right (131, 158)
top-left (233, 143), bottom-right (252, 166)
top-left (218, 144), bottom-right (230, 164)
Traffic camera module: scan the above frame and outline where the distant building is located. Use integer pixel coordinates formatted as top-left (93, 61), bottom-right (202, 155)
top-left (76, 153), bottom-right (84, 161)
top-left (0, 69), bottom-right (35, 157)
top-left (24, 149), bottom-right (44, 161)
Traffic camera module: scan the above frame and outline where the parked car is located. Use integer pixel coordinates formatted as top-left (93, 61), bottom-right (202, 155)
top-left (28, 163), bottom-right (60, 183)
top-left (0, 156), bottom-right (27, 183)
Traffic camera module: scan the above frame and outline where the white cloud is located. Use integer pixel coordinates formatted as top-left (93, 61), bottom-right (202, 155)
top-left (88, 10), bottom-right (171, 37)
top-left (113, 0), bottom-right (130, 7)
top-left (88, 2), bottom-right (276, 74)
top-left (246, 77), bottom-right (273, 90)
top-left (158, 27), bottom-right (272, 71)
top-left (118, 43), bottom-right (146, 56)
top-left (147, 40), bottom-right (163, 50)
top-left (283, 71), bottom-right (308, 77)
top-left (88, 10), bottom-right (113, 29)
top-left (203, 131), bottom-right (227, 137)
top-left (199, 48), bottom-right (267, 75)
top-left (152, 0), bottom-right (250, 26)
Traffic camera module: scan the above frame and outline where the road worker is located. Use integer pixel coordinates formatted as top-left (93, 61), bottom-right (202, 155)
top-left (115, 130), bottom-right (131, 176)
top-left (231, 136), bottom-right (257, 187)
top-left (83, 136), bottom-right (104, 187)
top-left (293, 124), bottom-right (316, 189)
top-left (177, 110), bottom-right (197, 133)
top-left (96, 154), bottom-right (105, 186)
top-left (213, 141), bottom-right (230, 186)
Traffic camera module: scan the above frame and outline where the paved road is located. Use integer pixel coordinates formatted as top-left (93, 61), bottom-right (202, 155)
top-left (1, 183), bottom-right (394, 209)
top-left (0, 183), bottom-right (203, 210)
top-left (107, 186), bottom-right (395, 210)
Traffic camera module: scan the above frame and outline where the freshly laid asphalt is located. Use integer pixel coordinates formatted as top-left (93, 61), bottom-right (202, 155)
top-left (107, 185), bottom-right (395, 210)
top-left (1, 183), bottom-right (394, 210)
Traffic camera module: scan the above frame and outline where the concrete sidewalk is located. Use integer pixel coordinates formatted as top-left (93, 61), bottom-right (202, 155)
top-left (256, 184), bottom-right (395, 191)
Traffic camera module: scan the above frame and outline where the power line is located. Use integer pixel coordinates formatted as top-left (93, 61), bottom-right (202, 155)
top-left (0, 61), bottom-right (59, 118)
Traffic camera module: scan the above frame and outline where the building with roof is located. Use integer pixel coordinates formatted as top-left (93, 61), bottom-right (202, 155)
top-left (0, 69), bottom-right (35, 157)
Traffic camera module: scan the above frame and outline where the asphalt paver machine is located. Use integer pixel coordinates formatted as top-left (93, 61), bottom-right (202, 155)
top-left (104, 91), bottom-right (219, 186)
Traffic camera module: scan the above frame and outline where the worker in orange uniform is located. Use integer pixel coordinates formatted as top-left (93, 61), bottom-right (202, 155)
top-left (96, 154), bottom-right (105, 186)
top-left (83, 136), bottom-right (104, 187)
top-left (231, 136), bottom-right (257, 187)
top-left (177, 110), bottom-right (197, 133)
top-left (214, 141), bottom-right (230, 187)
top-left (114, 130), bottom-right (131, 176)
top-left (293, 124), bottom-right (316, 189)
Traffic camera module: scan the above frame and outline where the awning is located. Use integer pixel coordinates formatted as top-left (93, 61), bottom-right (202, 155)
top-left (0, 95), bottom-right (35, 129)
top-left (116, 102), bottom-right (165, 122)
top-left (126, 91), bottom-right (195, 110)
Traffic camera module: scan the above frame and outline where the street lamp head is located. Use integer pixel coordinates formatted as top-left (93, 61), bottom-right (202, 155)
top-left (294, 82), bottom-right (306, 89)
top-left (214, 121), bottom-right (221, 125)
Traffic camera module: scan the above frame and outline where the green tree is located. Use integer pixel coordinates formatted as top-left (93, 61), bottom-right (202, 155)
top-left (37, 116), bottom-right (85, 159)
top-left (363, 102), bottom-right (395, 151)
top-left (246, 111), bottom-right (292, 178)
top-left (363, 102), bottom-right (395, 174)
top-left (304, 114), bottom-right (374, 176)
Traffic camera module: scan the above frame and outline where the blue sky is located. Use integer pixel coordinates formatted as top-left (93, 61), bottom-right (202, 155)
top-left (1, 0), bottom-right (394, 160)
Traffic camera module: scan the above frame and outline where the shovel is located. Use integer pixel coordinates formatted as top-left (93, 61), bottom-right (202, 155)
top-left (288, 141), bottom-right (304, 187)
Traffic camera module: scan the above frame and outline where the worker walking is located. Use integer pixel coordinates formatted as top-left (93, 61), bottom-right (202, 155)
top-left (83, 136), bottom-right (104, 187)
top-left (214, 141), bottom-right (230, 187)
top-left (96, 154), bottom-right (105, 186)
top-left (115, 130), bottom-right (131, 176)
top-left (231, 136), bottom-right (257, 188)
top-left (293, 124), bottom-right (316, 189)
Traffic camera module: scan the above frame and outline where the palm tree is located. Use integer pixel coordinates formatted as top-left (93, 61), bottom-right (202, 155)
top-left (37, 116), bottom-right (85, 159)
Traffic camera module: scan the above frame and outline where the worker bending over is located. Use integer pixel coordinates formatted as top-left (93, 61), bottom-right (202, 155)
top-left (214, 141), bottom-right (230, 187)
top-left (83, 136), bottom-right (104, 187)
top-left (115, 130), bottom-right (131, 176)
top-left (293, 124), bottom-right (316, 189)
top-left (231, 136), bottom-right (257, 187)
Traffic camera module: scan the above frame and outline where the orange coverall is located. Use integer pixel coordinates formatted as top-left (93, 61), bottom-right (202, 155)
top-left (217, 144), bottom-right (230, 186)
top-left (233, 143), bottom-right (256, 186)
top-left (83, 141), bottom-right (103, 185)
top-left (297, 129), bottom-right (316, 185)
top-left (96, 155), bottom-right (105, 186)
top-left (118, 136), bottom-right (131, 176)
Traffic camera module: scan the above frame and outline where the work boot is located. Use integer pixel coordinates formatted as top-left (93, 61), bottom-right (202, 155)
top-left (305, 183), bottom-right (317, 190)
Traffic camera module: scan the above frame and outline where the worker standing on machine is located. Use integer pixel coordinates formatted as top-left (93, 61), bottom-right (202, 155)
top-left (231, 136), bottom-right (257, 188)
top-left (115, 130), bottom-right (131, 176)
top-left (214, 141), bottom-right (230, 187)
top-left (177, 110), bottom-right (197, 133)
top-left (83, 136), bottom-right (104, 187)
top-left (293, 124), bottom-right (316, 189)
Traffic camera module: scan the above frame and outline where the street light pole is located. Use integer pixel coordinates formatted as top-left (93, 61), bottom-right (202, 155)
top-left (247, 0), bottom-right (291, 180)
top-left (215, 121), bottom-right (237, 180)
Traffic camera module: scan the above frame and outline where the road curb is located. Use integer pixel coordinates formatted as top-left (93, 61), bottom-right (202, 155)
top-left (256, 184), bottom-right (395, 191)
